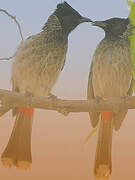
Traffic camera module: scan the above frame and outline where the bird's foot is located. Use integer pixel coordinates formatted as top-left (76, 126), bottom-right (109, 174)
top-left (122, 96), bottom-right (129, 102)
top-left (25, 91), bottom-right (33, 107)
top-left (48, 93), bottom-right (69, 116)
top-left (25, 91), bottom-right (33, 98)
top-left (95, 96), bottom-right (103, 103)
top-left (58, 108), bottom-right (69, 116)
top-left (48, 93), bottom-right (58, 100)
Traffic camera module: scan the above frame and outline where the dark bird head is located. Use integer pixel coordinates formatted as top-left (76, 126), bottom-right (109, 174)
top-left (54, 1), bottom-right (92, 35)
top-left (92, 18), bottom-right (135, 39)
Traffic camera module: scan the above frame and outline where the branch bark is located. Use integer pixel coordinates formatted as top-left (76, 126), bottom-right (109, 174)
top-left (0, 89), bottom-right (135, 115)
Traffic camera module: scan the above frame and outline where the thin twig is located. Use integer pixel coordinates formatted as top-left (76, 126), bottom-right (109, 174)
top-left (0, 55), bottom-right (15, 61)
top-left (0, 9), bottom-right (24, 61)
top-left (0, 9), bottom-right (24, 41)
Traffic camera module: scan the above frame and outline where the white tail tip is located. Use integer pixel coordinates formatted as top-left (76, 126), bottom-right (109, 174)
top-left (95, 165), bottom-right (111, 179)
top-left (2, 157), bottom-right (31, 170)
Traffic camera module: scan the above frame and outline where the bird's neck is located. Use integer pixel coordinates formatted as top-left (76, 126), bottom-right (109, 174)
top-left (105, 30), bottom-right (130, 41)
top-left (105, 34), bottom-right (129, 42)
top-left (42, 14), bottom-right (67, 36)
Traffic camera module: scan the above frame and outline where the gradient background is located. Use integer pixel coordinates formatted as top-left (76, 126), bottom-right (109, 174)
top-left (0, 0), bottom-right (135, 179)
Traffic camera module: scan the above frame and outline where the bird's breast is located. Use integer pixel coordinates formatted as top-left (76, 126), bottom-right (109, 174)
top-left (92, 39), bottom-right (132, 98)
top-left (12, 33), bottom-right (67, 96)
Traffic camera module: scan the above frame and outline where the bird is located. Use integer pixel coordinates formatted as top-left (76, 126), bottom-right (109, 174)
top-left (1, 1), bottom-right (92, 169)
top-left (87, 18), bottom-right (134, 179)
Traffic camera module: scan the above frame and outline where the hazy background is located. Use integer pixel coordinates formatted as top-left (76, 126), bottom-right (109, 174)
top-left (0, 0), bottom-right (135, 179)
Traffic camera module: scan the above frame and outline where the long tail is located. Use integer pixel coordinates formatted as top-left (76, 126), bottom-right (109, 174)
top-left (94, 111), bottom-right (113, 179)
top-left (1, 107), bottom-right (34, 170)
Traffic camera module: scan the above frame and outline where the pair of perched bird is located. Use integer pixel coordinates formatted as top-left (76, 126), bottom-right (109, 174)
top-left (0, 1), bottom-right (134, 179)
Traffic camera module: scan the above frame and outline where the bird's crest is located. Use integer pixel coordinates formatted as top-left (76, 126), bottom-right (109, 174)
top-left (55, 1), bottom-right (81, 17)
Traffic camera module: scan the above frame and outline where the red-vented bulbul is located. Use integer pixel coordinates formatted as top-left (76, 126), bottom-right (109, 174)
top-left (1, 1), bottom-right (92, 169)
top-left (88, 18), bottom-right (134, 179)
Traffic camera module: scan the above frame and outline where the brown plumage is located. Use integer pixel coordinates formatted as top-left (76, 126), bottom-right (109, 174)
top-left (1, 2), bottom-right (92, 169)
top-left (88, 18), bottom-right (134, 179)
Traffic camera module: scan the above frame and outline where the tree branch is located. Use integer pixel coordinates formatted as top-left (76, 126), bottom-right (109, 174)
top-left (0, 55), bottom-right (15, 61)
top-left (0, 89), bottom-right (135, 116)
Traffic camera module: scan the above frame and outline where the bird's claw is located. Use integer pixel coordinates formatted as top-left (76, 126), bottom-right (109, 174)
top-left (48, 93), bottom-right (58, 100)
top-left (58, 108), bottom-right (69, 116)
top-left (95, 96), bottom-right (103, 103)
top-left (122, 96), bottom-right (129, 102)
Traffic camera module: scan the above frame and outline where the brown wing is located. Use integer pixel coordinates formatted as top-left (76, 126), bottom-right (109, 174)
top-left (12, 79), bottom-right (20, 117)
top-left (113, 78), bottom-right (133, 131)
top-left (87, 62), bottom-right (100, 128)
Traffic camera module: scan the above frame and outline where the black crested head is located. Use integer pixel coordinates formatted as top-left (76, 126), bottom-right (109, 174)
top-left (55, 2), bottom-right (80, 17)
top-left (92, 18), bottom-right (134, 39)
top-left (54, 1), bottom-right (92, 35)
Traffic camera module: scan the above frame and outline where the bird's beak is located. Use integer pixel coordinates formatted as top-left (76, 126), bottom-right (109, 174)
top-left (80, 17), bottom-right (92, 23)
top-left (92, 21), bottom-right (107, 28)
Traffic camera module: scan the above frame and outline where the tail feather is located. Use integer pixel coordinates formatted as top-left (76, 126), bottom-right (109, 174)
top-left (94, 114), bottom-right (113, 179)
top-left (113, 110), bottom-right (127, 131)
top-left (0, 106), bottom-right (11, 117)
top-left (1, 107), bottom-right (34, 170)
